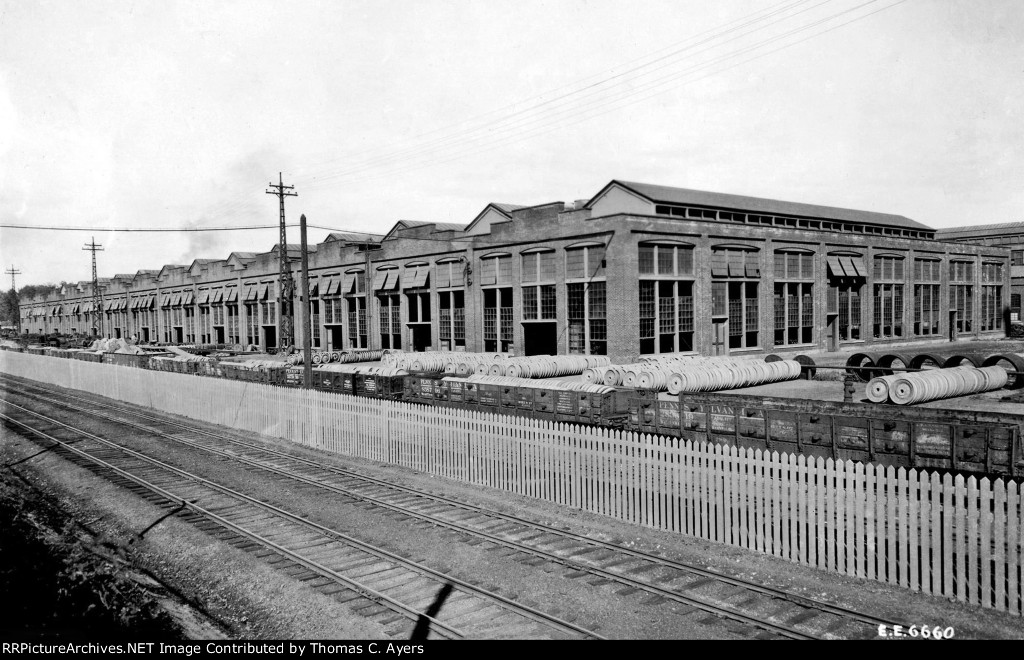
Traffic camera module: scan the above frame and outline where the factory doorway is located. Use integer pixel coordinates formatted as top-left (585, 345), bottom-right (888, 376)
top-left (173, 327), bottom-right (183, 344)
top-left (214, 327), bottom-right (224, 344)
top-left (711, 320), bottom-right (727, 356)
top-left (523, 322), bottom-right (557, 356)
top-left (409, 324), bottom-right (431, 352)
top-left (264, 326), bottom-right (277, 351)
top-left (328, 325), bottom-right (343, 351)
top-left (142, 327), bottom-right (150, 343)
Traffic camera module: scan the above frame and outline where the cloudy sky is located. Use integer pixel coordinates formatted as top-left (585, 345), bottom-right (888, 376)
top-left (1, 0), bottom-right (1022, 287)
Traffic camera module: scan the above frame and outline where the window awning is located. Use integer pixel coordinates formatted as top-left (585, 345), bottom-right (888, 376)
top-left (257, 284), bottom-right (269, 300)
top-left (828, 255), bottom-right (866, 278)
top-left (145, 294), bottom-right (156, 309)
top-left (308, 279), bottom-right (319, 297)
top-left (82, 303), bottom-right (93, 313)
top-left (324, 277), bottom-right (340, 296)
top-left (51, 306), bottom-right (61, 316)
top-left (197, 291), bottom-right (209, 305)
top-left (383, 270), bottom-right (399, 290)
top-left (212, 289), bottom-right (223, 304)
top-left (160, 294), bottom-right (172, 308)
top-left (226, 288), bottom-right (238, 303)
top-left (245, 286), bottom-right (257, 301)
top-left (172, 293), bottom-right (182, 306)
top-left (73, 304), bottom-right (81, 314)
top-left (182, 292), bottom-right (194, 305)
top-left (404, 266), bottom-right (429, 289)
top-left (344, 273), bottom-right (358, 294)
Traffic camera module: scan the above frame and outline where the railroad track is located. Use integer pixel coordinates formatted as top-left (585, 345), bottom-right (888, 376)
top-left (0, 398), bottom-right (603, 641)
top-left (1, 374), bottom-right (907, 639)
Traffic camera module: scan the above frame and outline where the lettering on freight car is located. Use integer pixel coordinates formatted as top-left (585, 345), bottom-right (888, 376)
top-left (555, 391), bottom-right (576, 415)
top-left (710, 414), bottom-right (736, 434)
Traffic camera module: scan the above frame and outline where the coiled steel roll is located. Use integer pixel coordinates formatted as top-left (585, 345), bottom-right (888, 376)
top-left (887, 365), bottom-right (1008, 405)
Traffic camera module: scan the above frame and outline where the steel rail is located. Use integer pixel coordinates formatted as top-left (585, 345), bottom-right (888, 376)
top-left (3, 376), bottom-right (909, 637)
top-left (0, 400), bottom-right (605, 640)
top-left (5, 375), bottom-right (904, 629)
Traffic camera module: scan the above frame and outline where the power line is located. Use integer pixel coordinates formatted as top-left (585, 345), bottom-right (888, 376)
top-left (291, 0), bottom-right (821, 181)
top-left (303, 0), bottom-right (905, 190)
top-left (299, 0), bottom-right (900, 191)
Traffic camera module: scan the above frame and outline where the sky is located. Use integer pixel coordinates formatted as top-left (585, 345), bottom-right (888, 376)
top-left (1, 0), bottom-right (1022, 288)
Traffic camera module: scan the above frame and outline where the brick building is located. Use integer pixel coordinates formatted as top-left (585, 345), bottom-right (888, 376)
top-left (20, 180), bottom-right (1012, 361)
top-left (935, 222), bottom-right (1024, 321)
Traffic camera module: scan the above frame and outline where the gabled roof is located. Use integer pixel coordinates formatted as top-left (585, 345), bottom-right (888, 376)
top-left (324, 231), bottom-right (384, 244)
top-left (590, 180), bottom-right (932, 231)
top-left (935, 222), bottom-right (1024, 239)
top-left (383, 220), bottom-right (467, 240)
top-left (464, 203), bottom-right (525, 234)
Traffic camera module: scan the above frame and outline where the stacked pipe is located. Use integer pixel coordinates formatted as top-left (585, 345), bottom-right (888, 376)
top-left (445, 374), bottom-right (615, 394)
top-left (307, 349), bottom-right (388, 365)
top-left (871, 365), bottom-right (1010, 405)
top-left (585, 355), bottom-right (802, 393)
top-left (382, 351), bottom-right (609, 379)
top-left (316, 363), bottom-right (407, 377)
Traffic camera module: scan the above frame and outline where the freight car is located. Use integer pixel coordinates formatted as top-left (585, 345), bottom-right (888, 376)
top-left (629, 390), bottom-right (1024, 478)
top-left (5, 345), bottom-right (1023, 478)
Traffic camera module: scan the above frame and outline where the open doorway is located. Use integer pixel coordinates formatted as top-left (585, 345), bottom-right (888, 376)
top-left (328, 325), bottom-right (343, 350)
top-left (523, 322), bottom-right (557, 356)
top-left (264, 326), bottom-right (277, 351)
top-left (410, 324), bottom-right (431, 352)
top-left (173, 327), bottom-right (183, 344)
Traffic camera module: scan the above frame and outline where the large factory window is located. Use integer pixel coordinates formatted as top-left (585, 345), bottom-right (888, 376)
top-left (950, 260), bottom-right (974, 334)
top-left (483, 287), bottom-right (514, 353)
top-left (226, 305), bottom-right (239, 344)
top-left (638, 242), bottom-right (695, 355)
top-left (347, 297), bottom-right (367, 349)
top-left (773, 251), bottom-right (814, 347)
top-left (710, 247), bottom-right (760, 350)
top-left (567, 281), bottom-right (607, 355)
top-left (827, 253), bottom-right (865, 342)
top-left (980, 262), bottom-right (1004, 332)
top-left (479, 254), bottom-right (512, 286)
top-left (566, 245), bottom-right (605, 280)
top-left (377, 293), bottom-right (401, 349)
top-left (244, 303), bottom-right (258, 346)
top-left (913, 259), bottom-right (941, 336)
top-left (873, 256), bottom-right (905, 340)
top-left (521, 249), bottom-right (558, 354)
top-left (438, 290), bottom-right (465, 350)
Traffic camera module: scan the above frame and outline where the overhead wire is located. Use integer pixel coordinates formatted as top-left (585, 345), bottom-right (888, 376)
top-left (290, 0), bottom-right (822, 181)
top-left (299, 0), bottom-right (900, 191)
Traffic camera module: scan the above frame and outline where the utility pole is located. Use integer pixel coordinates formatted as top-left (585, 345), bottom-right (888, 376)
top-left (266, 173), bottom-right (297, 352)
top-left (299, 214), bottom-right (312, 388)
top-left (5, 265), bottom-right (21, 334)
top-left (83, 238), bottom-right (104, 337)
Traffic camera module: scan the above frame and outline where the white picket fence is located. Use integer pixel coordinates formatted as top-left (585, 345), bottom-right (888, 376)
top-left (2, 351), bottom-right (1021, 615)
